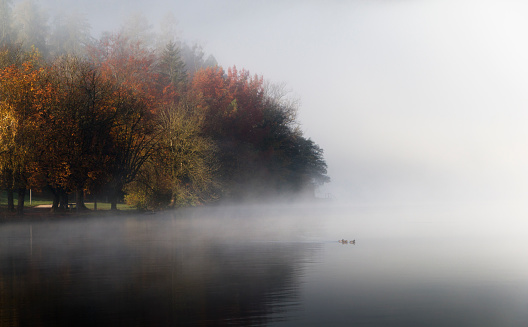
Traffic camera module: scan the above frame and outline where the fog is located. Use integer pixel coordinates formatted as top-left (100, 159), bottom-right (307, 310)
top-left (29, 0), bottom-right (528, 204)
top-left (5, 3), bottom-right (528, 324)
top-left (4, 202), bottom-right (528, 325)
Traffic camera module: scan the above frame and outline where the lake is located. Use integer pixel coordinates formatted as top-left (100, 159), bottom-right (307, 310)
top-left (1, 202), bottom-right (528, 326)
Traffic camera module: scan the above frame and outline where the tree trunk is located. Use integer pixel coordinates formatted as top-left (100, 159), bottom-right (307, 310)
top-left (109, 183), bottom-right (121, 211)
top-left (16, 188), bottom-right (25, 215)
top-left (59, 191), bottom-right (68, 211)
top-left (75, 189), bottom-right (88, 211)
top-left (7, 189), bottom-right (14, 212)
top-left (110, 198), bottom-right (118, 211)
top-left (50, 187), bottom-right (60, 213)
top-left (169, 191), bottom-right (177, 208)
top-left (50, 187), bottom-right (68, 212)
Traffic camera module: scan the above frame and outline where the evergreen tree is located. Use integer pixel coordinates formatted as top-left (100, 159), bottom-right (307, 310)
top-left (160, 40), bottom-right (187, 86)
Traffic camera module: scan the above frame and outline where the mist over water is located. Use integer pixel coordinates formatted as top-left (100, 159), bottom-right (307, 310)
top-left (2, 201), bottom-right (528, 326)
top-left (3, 0), bottom-right (528, 325)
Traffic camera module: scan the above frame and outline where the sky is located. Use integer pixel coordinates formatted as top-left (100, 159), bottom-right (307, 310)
top-left (38, 0), bottom-right (528, 204)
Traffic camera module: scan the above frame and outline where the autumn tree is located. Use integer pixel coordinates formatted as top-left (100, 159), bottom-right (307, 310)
top-left (89, 33), bottom-right (161, 210)
top-left (0, 42), bottom-right (24, 211)
top-left (0, 8), bottom-right (329, 212)
top-left (39, 55), bottom-right (116, 211)
top-left (125, 94), bottom-right (218, 209)
top-left (105, 85), bottom-right (158, 210)
top-left (0, 100), bottom-right (16, 211)
top-left (0, 42), bottom-right (26, 70)
top-left (0, 50), bottom-right (50, 214)
top-left (189, 66), bottom-right (264, 197)
top-left (189, 66), bottom-right (329, 200)
top-left (160, 99), bottom-right (218, 207)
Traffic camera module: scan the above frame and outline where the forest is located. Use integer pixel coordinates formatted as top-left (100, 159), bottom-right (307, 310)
top-left (0, 0), bottom-right (329, 214)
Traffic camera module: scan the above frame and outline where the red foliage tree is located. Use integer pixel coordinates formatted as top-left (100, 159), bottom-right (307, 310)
top-left (87, 33), bottom-right (161, 209)
top-left (190, 66), bottom-right (265, 142)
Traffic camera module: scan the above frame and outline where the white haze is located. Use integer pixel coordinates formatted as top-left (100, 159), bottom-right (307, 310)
top-left (35, 0), bottom-right (528, 204)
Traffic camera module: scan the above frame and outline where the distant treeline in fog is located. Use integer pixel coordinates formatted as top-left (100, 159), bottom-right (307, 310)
top-left (0, 0), bottom-right (329, 213)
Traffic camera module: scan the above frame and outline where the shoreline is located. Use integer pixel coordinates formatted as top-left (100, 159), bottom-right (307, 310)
top-left (0, 206), bottom-right (142, 224)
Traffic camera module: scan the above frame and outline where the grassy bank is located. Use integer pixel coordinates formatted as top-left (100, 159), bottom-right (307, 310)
top-left (0, 191), bottom-right (136, 221)
top-left (0, 190), bottom-right (134, 209)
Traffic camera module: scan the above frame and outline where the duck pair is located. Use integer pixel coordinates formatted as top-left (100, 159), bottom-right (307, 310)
top-left (338, 239), bottom-right (355, 244)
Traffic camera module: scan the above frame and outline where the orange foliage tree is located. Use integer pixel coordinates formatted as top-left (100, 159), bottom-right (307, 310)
top-left (37, 55), bottom-right (117, 211)
top-left (0, 51), bottom-right (52, 213)
top-left (0, 35), bottom-right (329, 212)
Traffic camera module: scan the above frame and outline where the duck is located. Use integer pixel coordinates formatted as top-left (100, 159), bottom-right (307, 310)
top-left (338, 239), bottom-right (348, 244)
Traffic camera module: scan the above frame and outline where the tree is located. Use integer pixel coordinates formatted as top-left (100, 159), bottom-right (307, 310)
top-left (125, 97), bottom-right (218, 209)
top-left (0, 0), bottom-right (13, 45)
top-left (280, 135), bottom-right (330, 195)
top-left (189, 66), bottom-right (267, 197)
top-left (190, 66), bottom-right (265, 139)
top-left (155, 12), bottom-right (180, 52)
top-left (41, 55), bottom-right (115, 211)
top-left (181, 43), bottom-right (217, 75)
top-left (158, 40), bottom-right (187, 87)
top-left (11, 0), bottom-right (49, 56)
top-left (0, 42), bottom-right (25, 211)
top-left (189, 66), bottom-right (329, 200)
top-left (157, 97), bottom-right (218, 207)
top-left (0, 50), bottom-right (50, 214)
top-left (120, 13), bottom-right (155, 49)
top-left (89, 33), bottom-right (161, 210)
top-left (48, 11), bottom-right (92, 57)
top-left (0, 102), bottom-right (16, 211)
top-left (105, 85), bottom-right (159, 210)
top-left (0, 42), bottom-right (26, 69)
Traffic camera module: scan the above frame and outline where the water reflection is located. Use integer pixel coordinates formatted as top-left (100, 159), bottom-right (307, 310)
top-left (0, 207), bottom-right (321, 326)
top-left (2, 203), bottom-right (528, 326)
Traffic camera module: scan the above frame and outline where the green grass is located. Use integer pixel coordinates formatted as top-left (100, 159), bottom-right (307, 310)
top-left (83, 202), bottom-right (136, 211)
top-left (26, 199), bottom-right (54, 207)
top-left (0, 191), bottom-right (136, 211)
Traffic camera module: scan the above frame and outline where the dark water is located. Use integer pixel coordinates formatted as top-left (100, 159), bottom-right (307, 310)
top-left (1, 203), bottom-right (528, 326)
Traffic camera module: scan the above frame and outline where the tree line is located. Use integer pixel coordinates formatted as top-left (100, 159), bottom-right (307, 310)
top-left (0, 1), bottom-right (329, 213)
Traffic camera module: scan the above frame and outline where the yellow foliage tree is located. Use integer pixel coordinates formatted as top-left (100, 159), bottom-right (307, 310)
top-left (0, 51), bottom-right (50, 213)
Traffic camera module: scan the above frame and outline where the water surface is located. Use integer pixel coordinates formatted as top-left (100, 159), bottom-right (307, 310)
top-left (1, 203), bottom-right (527, 326)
